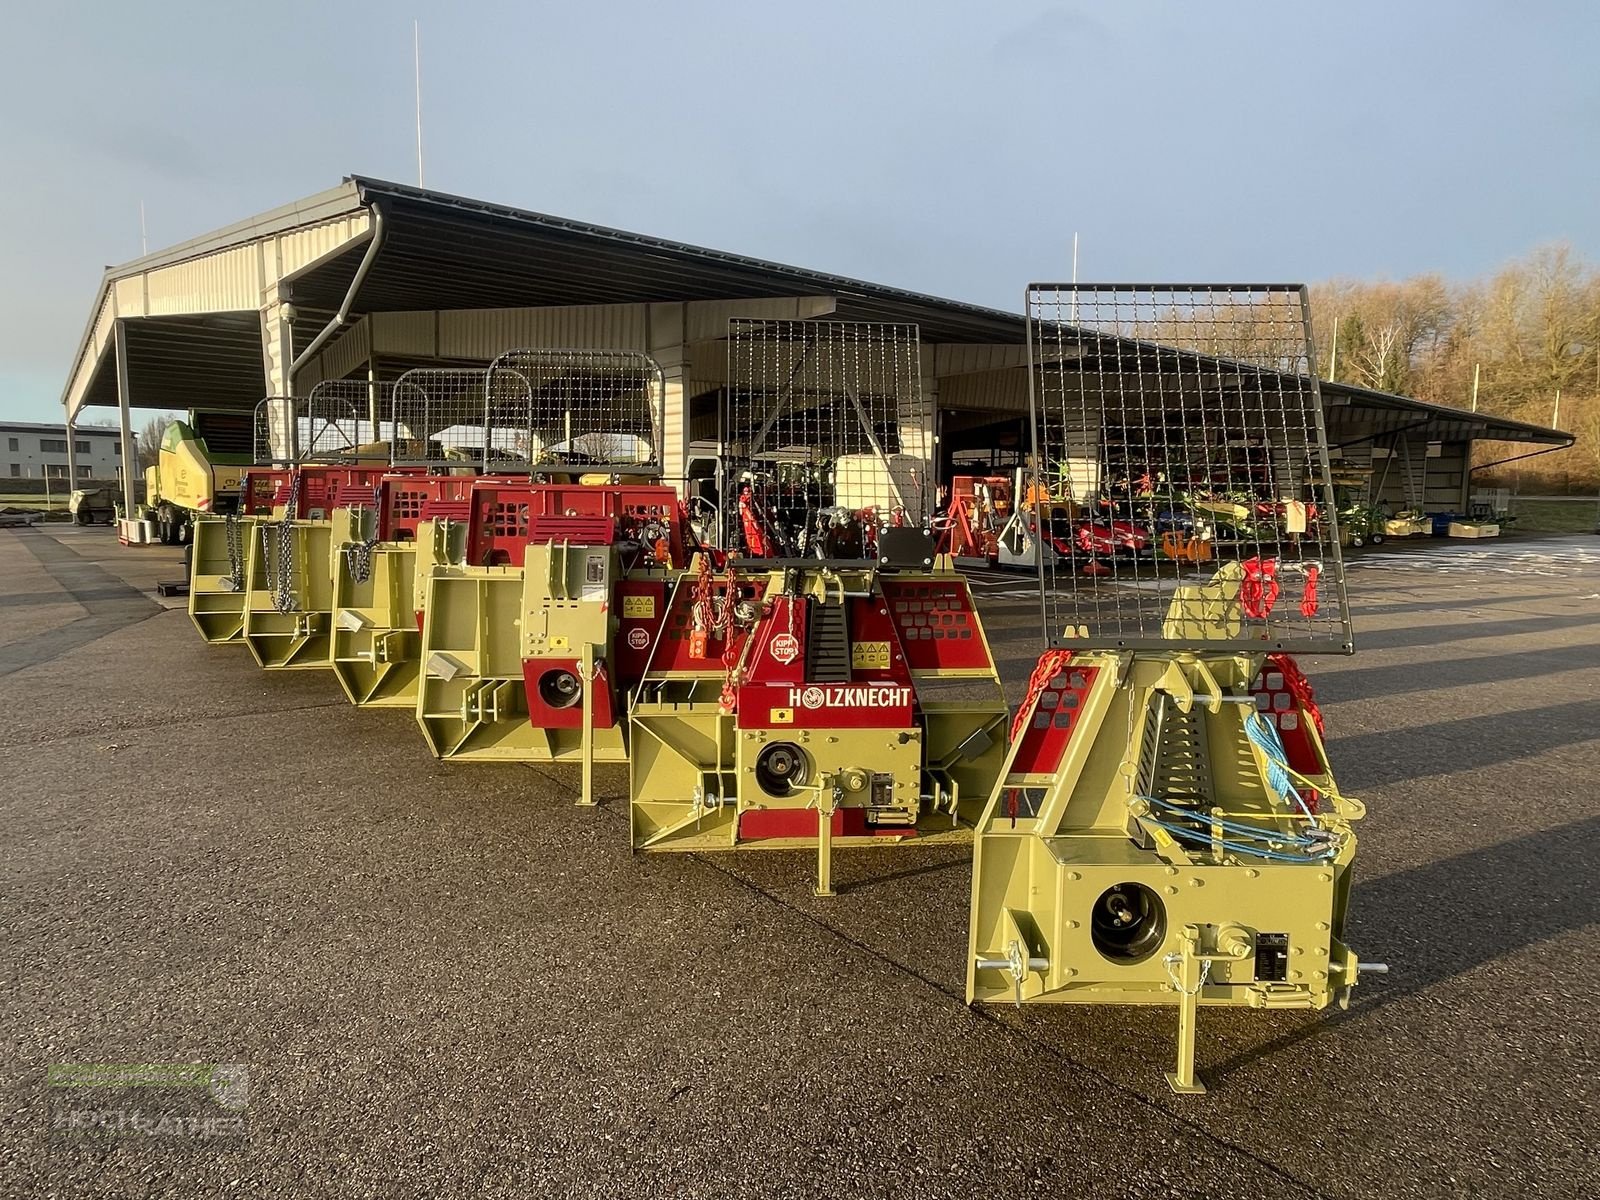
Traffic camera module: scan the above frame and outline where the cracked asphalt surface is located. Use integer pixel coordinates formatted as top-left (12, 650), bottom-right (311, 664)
top-left (2, 524), bottom-right (1597, 1198)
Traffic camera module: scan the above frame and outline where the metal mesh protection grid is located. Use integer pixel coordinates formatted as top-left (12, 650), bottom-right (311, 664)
top-left (252, 384), bottom-right (396, 464)
top-left (1026, 284), bottom-right (1351, 653)
top-left (484, 348), bottom-right (665, 475)
top-left (725, 320), bottom-right (931, 560)
top-left (388, 368), bottom-right (532, 469)
top-left (252, 398), bottom-right (280, 465)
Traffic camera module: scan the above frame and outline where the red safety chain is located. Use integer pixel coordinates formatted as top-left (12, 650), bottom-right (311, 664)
top-left (1299, 563), bottom-right (1321, 618)
top-left (1240, 556), bottom-right (1280, 619)
top-left (689, 555), bottom-right (715, 659)
top-left (692, 554), bottom-right (714, 624)
top-left (1267, 652), bottom-right (1324, 738)
top-left (717, 565), bottom-right (742, 714)
top-left (723, 564), bottom-right (739, 621)
top-left (1005, 648), bottom-right (1075, 822)
top-left (1010, 649), bottom-right (1075, 746)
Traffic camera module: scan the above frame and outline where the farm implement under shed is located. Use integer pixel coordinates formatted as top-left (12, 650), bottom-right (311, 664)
top-left (175, 290), bottom-right (1376, 1094)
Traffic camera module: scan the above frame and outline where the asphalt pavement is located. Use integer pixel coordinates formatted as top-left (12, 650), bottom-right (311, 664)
top-left (1, 524), bottom-right (1596, 1198)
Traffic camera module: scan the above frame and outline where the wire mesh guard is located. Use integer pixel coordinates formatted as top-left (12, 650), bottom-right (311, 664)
top-left (725, 320), bottom-right (932, 560)
top-left (1026, 284), bottom-right (1351, 652)
top-left (253, 383), bottom-right (395, 465)
top-left (388, 367), bottom-right (532, 469)
top-left (484, 348), bottom-right (665, 474)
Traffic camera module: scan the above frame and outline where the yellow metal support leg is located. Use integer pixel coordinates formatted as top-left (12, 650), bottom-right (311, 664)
top-left (814, 779), bottom-right (837, 898)
top-left (578, 644), bottom-right (597, 807)
top-left (1165, 924), bottom-right (1208, 1095)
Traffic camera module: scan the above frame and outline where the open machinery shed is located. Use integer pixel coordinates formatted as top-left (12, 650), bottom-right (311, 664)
top-left (61, 175), bottom-right (1573, 518)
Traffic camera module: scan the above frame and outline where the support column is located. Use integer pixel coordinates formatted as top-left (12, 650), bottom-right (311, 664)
top-left (113, 320), bottom-right (138, 518)
top-left (913, 355), bottom-right (940, 521)
top-left (648, 302), bottom-right (690, 494)
top-left (260, 289), bottom-right (296, 461)
top-left (660, 361), bottom-right (691, 494)
top-left (64, 422), bottom-right (78, 492)
top-left (367, 356), bottom-right (381, 442)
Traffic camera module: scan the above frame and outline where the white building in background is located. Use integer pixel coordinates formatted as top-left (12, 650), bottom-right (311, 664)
top-left (1, 420), bottom-right (124, 482)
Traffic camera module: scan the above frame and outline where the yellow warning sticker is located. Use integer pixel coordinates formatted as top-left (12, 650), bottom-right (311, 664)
top-left (851, 641), bottom-right (891, 670)
top-left (770, 708), bottom-right (795, 724)
top-left (622, 595), bottom-right (656, 619)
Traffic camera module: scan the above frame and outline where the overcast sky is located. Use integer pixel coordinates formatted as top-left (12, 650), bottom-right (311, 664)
top-left (1, 0), bottom-right (1596, 423)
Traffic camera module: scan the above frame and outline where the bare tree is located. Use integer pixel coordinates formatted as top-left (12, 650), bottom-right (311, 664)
top-left (138, 415), bottom-right (175, 471)
top-left (1352, 320), bottom-right (1406, 392)
top-left (1316, 243), bottom-right (1598, 492)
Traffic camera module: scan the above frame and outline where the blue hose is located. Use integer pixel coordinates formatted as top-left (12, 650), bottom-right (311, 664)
top-left (1244, 709), bottom-right (1317, 822)
top-left (1140, 814), bottom-right (1336, 863)
top-left (1137, 794), bottom-right (1321, 848)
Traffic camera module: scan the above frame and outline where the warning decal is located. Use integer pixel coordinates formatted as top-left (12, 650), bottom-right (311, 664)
top-left (850, 641), bottom-right (891, 670)
top-left (622, 594), bottom-right (656, 619)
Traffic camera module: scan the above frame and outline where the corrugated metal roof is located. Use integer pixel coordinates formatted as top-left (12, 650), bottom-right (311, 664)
top-left (1322, 380), bottom-right (1573, 447)
top-left (59, 174), bottom-right (1576, 451)
top-left (271, 176), bottom-right (1028, 344)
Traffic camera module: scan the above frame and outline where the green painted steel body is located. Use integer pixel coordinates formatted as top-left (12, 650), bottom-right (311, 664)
top-left (965, 646), bottom-right (1364, 1093)
top-left (240, 511), bottom-right (344, 669)
top-left (330, 518), bottom-right (464, 707)
top-left (415, 542), bottom-right (669, 764)
top-left (188, 515), bottom-right (255, 643)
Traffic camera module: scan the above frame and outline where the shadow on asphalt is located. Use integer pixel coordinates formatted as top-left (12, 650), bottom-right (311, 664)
top-left (838, 850), bottom-right (971, 895)
top-left (1354, 610), bottom-right (1600, 652)
top-left (1332, 698), bottom-right (1600, 788)
top-left (1211, 813), bottom-right (1600, 1084)
top-left (1343, 591), bottom-right (1577, 618)
top-left (1314, 643), bottom-right (1600, 701)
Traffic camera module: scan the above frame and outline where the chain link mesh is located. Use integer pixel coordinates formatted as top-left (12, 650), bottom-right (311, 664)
top-left (484, 348), bottom-right (666, 475)
top-left (724, 320), bottom-right (931, 560)
top-left (252, 397), bottom-right (283, 465)
top-left (251, 383), bottom-right (395, 464)
top-left (1025, 284), bottom-right (1351, 652)
top-left (387, 368), bottom-right (532, 469)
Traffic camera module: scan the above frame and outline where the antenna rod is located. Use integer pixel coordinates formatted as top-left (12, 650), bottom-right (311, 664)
top-left (414, 19), bottom-right (425, 187)
top-left (1070, 232), bottom-right (1079, 322)
top-left (139, 200), bottom-right (148, 256)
